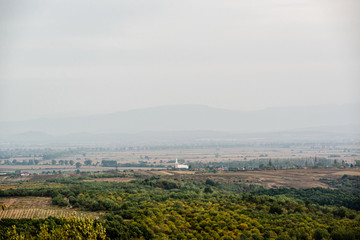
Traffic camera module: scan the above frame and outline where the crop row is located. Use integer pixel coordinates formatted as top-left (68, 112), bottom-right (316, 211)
top-left (0, 208), bottom-right (98, 219)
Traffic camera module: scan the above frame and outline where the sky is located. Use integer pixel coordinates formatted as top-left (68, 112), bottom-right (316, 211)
top-left (0, 0), bottom-right (359, 121)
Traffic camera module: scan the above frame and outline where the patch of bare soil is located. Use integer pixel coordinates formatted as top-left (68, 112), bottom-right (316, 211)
top-left (170, 171), bottom-right (195, 175)
top-left (155, 171), bottom-right (174, 176)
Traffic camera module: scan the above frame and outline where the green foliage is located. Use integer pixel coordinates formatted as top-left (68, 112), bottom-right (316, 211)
top-left (204, 186), bottom-right (213, 193)
top-left (37, 217), bottom-right (106, 240)
top-left (6, 226), bottom-right (28, 240)
top-left (76, 162), bottom-right (82, 169)
top-left (84, 160), bottom-right (92, 166)
top-left (313, 228), bottom-right (330, 240)
top-left (2, 217), bottom-right (105, 240)
top-left (1, 174), bottom-right (360, 239)
top-left (191, 157), bottom-right (334, 170)
top-left (1, 204), bottom-right (7, 211)
top-left (51, 194), bottom-right (68, 207)
top-left (205, 179), bottom-right (216, 186)
top-left (253, 187), bottom-right (360, 210)
top-left (101, 160), bottom-right (117, 167)
top-left (321, 175), bottom-right (360, 190)
top-left (269, 203), bottom-right (283, 214)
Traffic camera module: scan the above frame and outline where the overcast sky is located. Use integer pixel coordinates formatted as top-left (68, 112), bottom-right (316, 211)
top-left (0, 0), bottom-right (359, 121)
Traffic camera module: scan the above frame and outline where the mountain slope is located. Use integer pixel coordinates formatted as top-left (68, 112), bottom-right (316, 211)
top-left (0, 104), bottom-right (359, 136)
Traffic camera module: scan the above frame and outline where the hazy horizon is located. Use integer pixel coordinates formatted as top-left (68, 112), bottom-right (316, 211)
top-left (1, 104), bottom-right (359, 138)
top-left (1, 0), bottom-right (360, 122)
top-left (0, 102), bottom-right (359, 123)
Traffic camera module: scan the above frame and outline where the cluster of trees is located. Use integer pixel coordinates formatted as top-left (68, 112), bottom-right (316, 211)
top-left (48, 159), bottom-right (84, 169)
top-left (101, 196), bottom-right (360, 239)
top-left (0, 148), bottom-right (46, 159)
top-left (320, 175), bottom-right (360, 190)
top-left (101, 160), bottom-right (166, 168)
top-left (253, 187), bottom-right (360, 211)
top-left (0, 217), bottom-right (105, 240)
top-left (2, 159), bottom-right (40, 165)
top-left (42, 149), bottom-right (80, 161)
top-left (191, 157), bottom-right (359, 171)
top-left (0, 174), bottom-right (360, 239)
top-left (101, 160), bottom-right (118, 167)
top-left (50, 159), bottom-right (74, 166)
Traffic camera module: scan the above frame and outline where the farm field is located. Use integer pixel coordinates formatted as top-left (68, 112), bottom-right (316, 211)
top-left (0, 197), bottom-right (99, 219)
top-left (1, 144), bottom-right (359, 175)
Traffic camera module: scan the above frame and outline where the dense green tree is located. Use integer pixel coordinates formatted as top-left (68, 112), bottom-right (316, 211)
top-left (76, 162), bottom-right (82, 169)
top-left (84, 160), bottom-right (92, 166)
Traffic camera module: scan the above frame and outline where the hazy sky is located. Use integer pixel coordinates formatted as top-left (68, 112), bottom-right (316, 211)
top-left (1, 0), bottom-right (359, 121)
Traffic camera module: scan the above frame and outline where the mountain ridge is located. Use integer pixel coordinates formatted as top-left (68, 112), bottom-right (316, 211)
top-left (0, 104), bottom-right (359, 137)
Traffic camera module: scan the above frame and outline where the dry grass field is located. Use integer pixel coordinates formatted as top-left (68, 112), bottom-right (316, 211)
top-left (83, 177), bottom-right (135, 183)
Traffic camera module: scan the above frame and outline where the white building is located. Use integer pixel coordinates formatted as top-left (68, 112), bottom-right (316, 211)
top-left (21, 171), bottom-right (30, 176)
top-left (175, 158), bottom-right (189, 169)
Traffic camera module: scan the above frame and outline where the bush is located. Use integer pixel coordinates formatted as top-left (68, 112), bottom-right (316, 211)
top-left (52, 194), bottom-right (68, 207)
top-left (269, 204), bottom-right (283, 214)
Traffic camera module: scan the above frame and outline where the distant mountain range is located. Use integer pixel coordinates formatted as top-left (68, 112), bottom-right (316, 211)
top-left (0, 104), bottom-right (359, 144)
